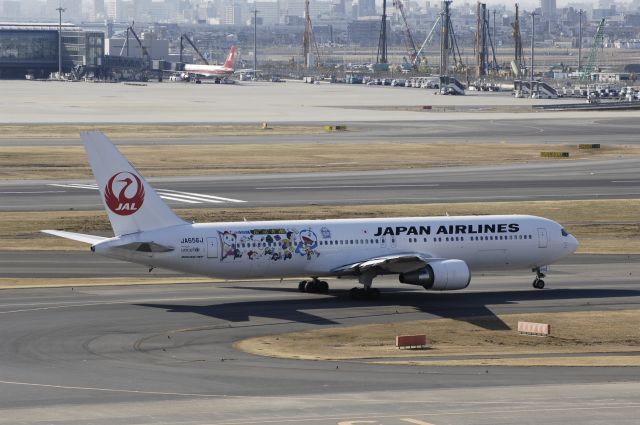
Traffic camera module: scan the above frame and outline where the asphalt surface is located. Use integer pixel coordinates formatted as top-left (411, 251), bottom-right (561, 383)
top-left (3, 117), bottom-right (640, 146)
top-left (0, 255), bottom-right (639, 424)
top-left (3, 158), bottom-right (640, 211)
top-left (3, 110), bottom-right (640, 423)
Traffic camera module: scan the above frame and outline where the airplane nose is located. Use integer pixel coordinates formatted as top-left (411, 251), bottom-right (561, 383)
top-left (568, 235), bottom-right (579, 253)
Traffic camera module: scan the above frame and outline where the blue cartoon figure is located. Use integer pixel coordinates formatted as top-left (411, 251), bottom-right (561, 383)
top-left (295, 229), bottom-right (319, 260)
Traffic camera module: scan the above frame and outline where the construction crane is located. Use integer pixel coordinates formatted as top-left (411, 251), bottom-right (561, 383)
top-left (511, 3), bottom-right (522, 70)
top-left (579, 18), bottom-right (606, 81)
top-left (393, 0), bottom-right (419, 68)
top-left (376, 0), bottom-right (388, 64)
top-left (414, 16), bottom-right (441, 67)
top-left (119, 22), bottom-right (151, 67)
top-left (180, 33), bottom-right (209, 65)
top-left (303, 0), bottom-right (320, 68)
top-left (475, 2), bottom-right (499, 77)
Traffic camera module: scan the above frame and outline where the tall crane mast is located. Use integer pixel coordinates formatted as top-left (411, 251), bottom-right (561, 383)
top-left (579, 18), bottom-right (606, 81)
top-left (180, 33), bottom-right (209, 65)
top-left (394, 0), bottom-right (419, 68)
top-left (511, 3), bottom-right (523, 73)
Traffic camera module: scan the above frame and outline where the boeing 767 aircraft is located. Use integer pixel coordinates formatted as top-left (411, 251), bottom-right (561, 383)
top-left (44, 132), bottom-right (578, 298)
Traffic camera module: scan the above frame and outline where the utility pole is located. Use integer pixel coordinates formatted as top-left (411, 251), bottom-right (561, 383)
top-left (578, 9), bottom-right (583, 73)
top-left (57, 1), bottom-right (65, 77)
top-left (253, 9), bottom-right (258, 73)
top-left (440, 1), bottom-right (451, 76)
top-left (530, 12), bottom-right (537, 97)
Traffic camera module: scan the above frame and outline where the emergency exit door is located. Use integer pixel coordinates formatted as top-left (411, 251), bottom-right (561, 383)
top-left (207, 237), bottom-right (219, 258)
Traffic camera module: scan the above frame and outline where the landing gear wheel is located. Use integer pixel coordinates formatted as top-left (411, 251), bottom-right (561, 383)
top-left (298, 280), bottom-right (308, 292)
top-left (301, 279), bottom-right (329, 294)
top-left (349, 287), bottom-right (380, 300)
top-left (533, 279), bottom-right (545, 289)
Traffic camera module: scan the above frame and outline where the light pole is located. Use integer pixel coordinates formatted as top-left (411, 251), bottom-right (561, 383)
top-left (530, 12), bottom-right (536, 98)
top-left (253, 9), bottom-right (258, 74)
top-left (578, 9), bottom-right (583, 74)
top-left (57, 2), bottom-right (65, 78)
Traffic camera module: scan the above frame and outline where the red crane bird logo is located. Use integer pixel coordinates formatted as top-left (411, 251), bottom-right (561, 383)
top-left (104, 172), bottom-right (145, 216)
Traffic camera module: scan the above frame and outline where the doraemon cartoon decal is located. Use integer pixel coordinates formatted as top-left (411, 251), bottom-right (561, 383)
top-left (219, 231), bottom-right (242, 261)
top-left (216, 228), bottom-right (323, 262)
top-left (295, 229), bottom-right (319, 260)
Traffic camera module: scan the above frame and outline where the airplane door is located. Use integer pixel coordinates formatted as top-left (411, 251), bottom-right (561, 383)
top-left (537, 228), bottom-right (548, 248)
top-left (207, 237), bottom-right (219, 258)
top-left (380, 237), bottom-right (386, 248)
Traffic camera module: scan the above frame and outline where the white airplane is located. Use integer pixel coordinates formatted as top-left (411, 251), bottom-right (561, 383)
top-left (44, 132), bottom-right (578, 298)
top-left (182, 46), bottom-right (238, 81)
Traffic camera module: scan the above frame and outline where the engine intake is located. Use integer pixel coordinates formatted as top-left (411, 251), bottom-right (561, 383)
top-left (399, 259), bottom-right (471, 291)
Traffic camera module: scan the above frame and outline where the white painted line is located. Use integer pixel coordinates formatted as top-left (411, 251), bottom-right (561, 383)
top-left (48, 183), bottom-right (98, 190)
top-left (0, 191), bottom-right (66, 194)
top-left (611, 180), bottom-right (640, 183)
top-left (159, 189), bottom-right (246, 203)
top-left (256, 184), bottom-right (440, 190)
top-left (157, 191), bottom-right (224, 203)
top-left (159, 195), bottom-right (201, 204)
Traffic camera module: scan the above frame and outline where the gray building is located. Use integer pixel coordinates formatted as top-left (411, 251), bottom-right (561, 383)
top-left (0, 23), bottom-right (104, 78)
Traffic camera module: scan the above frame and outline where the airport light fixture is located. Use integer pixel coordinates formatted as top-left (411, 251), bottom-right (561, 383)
top-left (57, 1), bottom-right (66, 78)
top-left (578, 9), bottom-right (583, 73)
top-left (530, 11), bottom-right (537, 98)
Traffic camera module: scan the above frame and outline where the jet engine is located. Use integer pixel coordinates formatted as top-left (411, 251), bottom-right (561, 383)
top-left (398, 259), bottom-right (471, 291)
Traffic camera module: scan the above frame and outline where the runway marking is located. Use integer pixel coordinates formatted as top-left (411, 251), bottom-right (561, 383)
top-left (46, 184), bottom-right (246, 204)
top-left (0, 191), bottom-right (67, 194)
top-left (401, 420), bottom-right (437, 425)
top-left (159, 189), bottom-right (246, 203)
top-left (256, 184), bottom-right (440, 190)
top-left (611, 180), bottom-right (640, 183)
top-left (159, 195), bottom-right (202, 204)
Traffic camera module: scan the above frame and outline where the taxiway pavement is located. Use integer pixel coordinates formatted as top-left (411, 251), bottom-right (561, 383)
top-left (0, 255), bottom-right (639, 424)
top-left (3, 159), bottom-right (640, 211)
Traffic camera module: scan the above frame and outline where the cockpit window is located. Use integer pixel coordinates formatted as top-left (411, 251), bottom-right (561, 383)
top-left (561, 228), bottom-right (569, 237)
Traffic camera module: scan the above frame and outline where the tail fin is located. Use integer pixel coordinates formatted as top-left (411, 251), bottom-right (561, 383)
top-left (223, 46), bottom-right (238, 69)
top-left (81, 132), bottom-right (187, 236)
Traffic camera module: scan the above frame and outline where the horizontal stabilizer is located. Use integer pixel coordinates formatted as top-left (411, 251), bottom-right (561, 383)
top-left (42, 230), bottom-right (108, 245)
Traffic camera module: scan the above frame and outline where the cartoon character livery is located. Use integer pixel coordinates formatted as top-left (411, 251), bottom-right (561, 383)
top-left (44, 132), bottom-right (578, 299)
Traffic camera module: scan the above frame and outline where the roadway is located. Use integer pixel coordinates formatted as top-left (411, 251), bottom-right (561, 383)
top-left (0, 255), bottom-right (639, 424)
top-left (2, 159), bottom-right (640, 211)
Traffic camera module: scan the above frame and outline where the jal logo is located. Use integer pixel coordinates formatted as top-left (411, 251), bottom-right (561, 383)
top-left (104, 172), bottom-right (145, 216)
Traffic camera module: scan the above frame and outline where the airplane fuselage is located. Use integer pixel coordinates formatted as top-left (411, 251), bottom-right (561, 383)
top-left (94, 215), bottom-right (577, 280)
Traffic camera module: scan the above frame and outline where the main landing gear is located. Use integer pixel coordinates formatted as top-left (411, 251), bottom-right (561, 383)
top-left (349, 287), bottom-right (380, 300)
top-left (349, 270), bottom-right (380, 300)
top-left (532, 268), bottom-right (546, 289)
top-left (298, 278), bottom-right (329, 294)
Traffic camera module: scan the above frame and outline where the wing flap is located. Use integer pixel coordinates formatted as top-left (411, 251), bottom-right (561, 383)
top-left (332, 253), bottom-right (437, 276)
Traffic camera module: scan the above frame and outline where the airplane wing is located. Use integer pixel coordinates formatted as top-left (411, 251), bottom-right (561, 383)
top-left (42, 230), bottom-right (108, 245)
top-left (331, 253), bottom-right (438, 276)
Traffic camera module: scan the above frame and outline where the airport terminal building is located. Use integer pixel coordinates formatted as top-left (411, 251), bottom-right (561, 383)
top-left (0, 23), bottom-right (104, 78)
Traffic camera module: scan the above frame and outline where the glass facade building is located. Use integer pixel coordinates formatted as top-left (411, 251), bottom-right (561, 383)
top-left (0, 24), bottom-right (104, 78)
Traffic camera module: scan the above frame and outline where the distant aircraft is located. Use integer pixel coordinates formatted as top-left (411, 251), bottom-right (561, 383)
top-left (181, 46), bottom-right (238, 82)
top-left (44, 132), bottom-right (578, 299)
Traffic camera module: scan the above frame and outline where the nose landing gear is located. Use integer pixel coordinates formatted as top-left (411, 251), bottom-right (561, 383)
top-left (532, 268), bottom-right (546, 289)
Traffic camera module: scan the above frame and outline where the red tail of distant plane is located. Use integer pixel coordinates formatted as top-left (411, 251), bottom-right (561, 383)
top-left (223, 46), bottom-right (238, 69)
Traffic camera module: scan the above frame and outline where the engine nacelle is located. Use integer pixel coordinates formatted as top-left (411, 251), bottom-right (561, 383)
top-left (399, 259), bottom-right (471, 291)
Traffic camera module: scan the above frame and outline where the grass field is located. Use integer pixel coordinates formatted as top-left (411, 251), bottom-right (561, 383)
top-left (236, 310), bottom-right (640, 366)
top-left (1, 142), bottom-right (636, 180)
